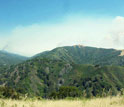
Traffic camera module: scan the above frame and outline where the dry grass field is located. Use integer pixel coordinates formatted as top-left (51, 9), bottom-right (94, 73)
top-left (0, 96), bottom-right (124, 107)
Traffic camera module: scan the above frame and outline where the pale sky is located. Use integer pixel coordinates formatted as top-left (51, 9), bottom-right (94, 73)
top-left (1, 0), bottom-right (124, 56)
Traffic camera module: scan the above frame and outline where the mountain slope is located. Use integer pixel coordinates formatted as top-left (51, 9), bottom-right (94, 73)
top-left (1, 46), bottom-right (124, 98)
top-left (0, 51), bottom-right (28, 66)
top-left (1, 57), bottom-right (124, 97)
top-left (35, 45), bottom-right (124, 66)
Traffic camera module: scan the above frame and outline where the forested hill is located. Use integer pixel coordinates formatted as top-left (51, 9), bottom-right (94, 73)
top-left (1, 46), bottom-right (124, 98)
top-left (35, 45), bottom-right (124, 66)
top-left (1, 57), bottom-right (124, 98)
top-left (0, 50), bottom-right (28, 66)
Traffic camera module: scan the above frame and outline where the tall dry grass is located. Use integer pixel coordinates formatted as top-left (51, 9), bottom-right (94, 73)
top-left (0, 96), bottom-right (124, 107)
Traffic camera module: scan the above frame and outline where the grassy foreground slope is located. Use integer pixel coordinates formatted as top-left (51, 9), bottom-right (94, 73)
top-left (1, 57), bottom-right (124, 98)
top-left (0, 96), bottom-right (124, 107)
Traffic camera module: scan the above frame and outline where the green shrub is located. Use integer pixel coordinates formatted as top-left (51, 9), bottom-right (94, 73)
top-left (49, 86), bottom-right (82, 99)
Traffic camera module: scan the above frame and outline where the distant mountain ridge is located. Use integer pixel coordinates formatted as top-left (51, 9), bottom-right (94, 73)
top-left (0, 50), bottom-right (28, 66)
top-left (35, 45), bottom-right (124, 66)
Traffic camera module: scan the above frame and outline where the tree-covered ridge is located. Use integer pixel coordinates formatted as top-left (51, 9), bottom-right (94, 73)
top-left (0, 50), bottom-right (28, 66)
top-left (35, 45), bottom-right (124, 66)
top-left (1, 57), bottom-right (124, 98)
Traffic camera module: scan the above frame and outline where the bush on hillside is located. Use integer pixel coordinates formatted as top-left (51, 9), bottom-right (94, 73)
top-left (49, 86), bottom-right (82, 99)
top-left (0, 86), bottom-right (20, 99)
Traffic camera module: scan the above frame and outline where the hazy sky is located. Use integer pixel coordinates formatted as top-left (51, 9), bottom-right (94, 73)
top-left (1, 0), bottom-right (124, 56)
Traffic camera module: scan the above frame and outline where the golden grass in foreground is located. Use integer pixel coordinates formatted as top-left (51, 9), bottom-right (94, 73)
top-left (0, 96), bottom-right (124, 107)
